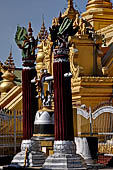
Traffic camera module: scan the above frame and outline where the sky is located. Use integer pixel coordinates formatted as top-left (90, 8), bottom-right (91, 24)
top-left (0, 0), bottom-right (112, 68)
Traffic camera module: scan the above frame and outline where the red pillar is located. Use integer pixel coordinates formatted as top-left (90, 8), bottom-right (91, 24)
top-left (22, 58), bottom-right (37, 140)
top-left (53, 48), bottom-right (74, 141)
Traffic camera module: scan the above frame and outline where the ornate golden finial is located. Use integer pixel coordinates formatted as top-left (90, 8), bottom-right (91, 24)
top-left (4, 47), bottom-right (15, 72)
top-left (42, 14), bottom-right (44, 25)
top-left (68, 0), bottom-right (73, 8)
top-left (58, 11), bottom-right (62, 20)
top-left (38, 16), bottom-right (48, 42)
top-left (62, 0), bottom-right (79, 20)
top-left (28, 22), bottom-right (33, 36)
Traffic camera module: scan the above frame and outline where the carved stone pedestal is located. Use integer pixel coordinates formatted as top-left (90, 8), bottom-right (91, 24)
top-left (11, 139), bottom-right (47, 167)
top-left (42, 141), bottom-right (87, 170)
top-left (75, 137), bottom-right (98, 165)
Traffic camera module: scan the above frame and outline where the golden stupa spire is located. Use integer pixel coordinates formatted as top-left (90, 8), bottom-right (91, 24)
top-left (38, 15), bottom-right (48, 42)
top-left (0, 47), bottom-right (16, 97)
top-left (68, 0), bottom-right (73, 8)
top-left (62, 0), bottom-right (79, 20)
top-left (4, 46), bottom-right (15, 72)
top-left (28, 22), bottom-right (33, 37)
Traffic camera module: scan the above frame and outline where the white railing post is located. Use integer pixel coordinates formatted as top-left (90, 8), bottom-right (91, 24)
top-left (89, 106), bottom-right (93, 136)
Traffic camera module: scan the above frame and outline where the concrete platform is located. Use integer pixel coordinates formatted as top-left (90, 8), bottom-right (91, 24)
top-left (1, 165), bottom-right (113, 170)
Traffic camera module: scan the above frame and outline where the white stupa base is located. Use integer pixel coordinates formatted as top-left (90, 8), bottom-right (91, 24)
top-left (11, 139), bottom-right (47, 167)
top-left (42, 140), bottom-right (87, 170)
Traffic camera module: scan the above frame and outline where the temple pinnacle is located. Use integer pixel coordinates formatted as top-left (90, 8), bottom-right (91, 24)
top-left (4, 47), bottom-right (15, 72)
top-left (28, 22), bottom-right (33, 36)
top-left (62, 0), bottom-right (79, 19)
top-left (68, 0), bottom-right (73, 8)
top-left (38, 16), bottom-right (48, 42)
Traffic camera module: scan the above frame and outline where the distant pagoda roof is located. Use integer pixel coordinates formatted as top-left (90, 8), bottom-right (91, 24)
top-left (4, 48), bottom-right (15, 72)
top-left (38, 17), bottom-right (48, 42)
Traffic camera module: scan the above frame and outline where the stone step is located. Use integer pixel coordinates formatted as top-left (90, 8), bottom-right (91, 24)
top-left (44, 164), bottom-right (84, 169)
top-left (42, 168), bottom-right (86, 170)
top-left (43, 154), bottom-right (86, 170)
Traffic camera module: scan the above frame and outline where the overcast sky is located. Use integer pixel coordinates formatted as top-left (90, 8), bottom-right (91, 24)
top-left (0, 0), bottom-right (112, 68)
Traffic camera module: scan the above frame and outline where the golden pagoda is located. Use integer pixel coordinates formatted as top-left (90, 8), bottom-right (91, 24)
top-left (82, 0), bottom-right (113, 30)
top-left (0, 50), bottom-right (22, 111)
top-left (0, 50), bottom-right (16, 98)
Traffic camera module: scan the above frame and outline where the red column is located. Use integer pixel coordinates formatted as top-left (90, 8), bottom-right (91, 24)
top-left (53, 48), bottom-right (74, 141)
top-left (22, 59), bottom-right (37, 140)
